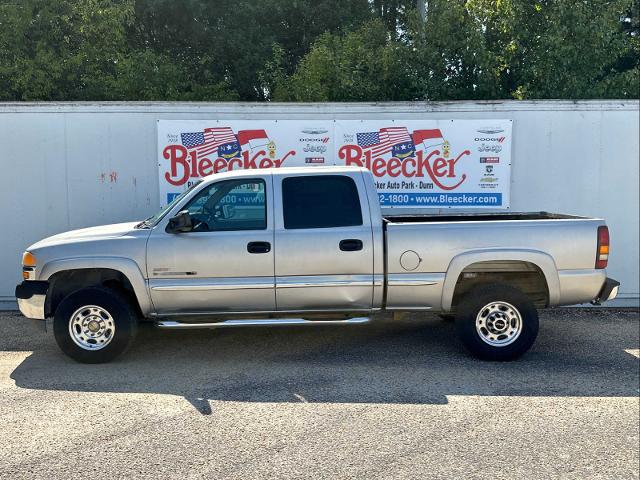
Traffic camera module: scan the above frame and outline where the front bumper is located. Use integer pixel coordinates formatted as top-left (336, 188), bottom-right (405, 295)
top-left (591, 277), bottom-right (620, 305)
top-left (15, 281), bottom-right (49, 320)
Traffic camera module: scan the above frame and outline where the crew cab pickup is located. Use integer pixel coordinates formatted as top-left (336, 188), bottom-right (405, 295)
top-left (16, 166), bottom-right (620, 363)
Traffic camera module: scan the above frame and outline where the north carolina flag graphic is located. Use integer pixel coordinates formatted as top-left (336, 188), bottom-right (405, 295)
top-left (237, 129), bottom-right (270, 152)
top-left (412, 129), bottom-right (444, 150)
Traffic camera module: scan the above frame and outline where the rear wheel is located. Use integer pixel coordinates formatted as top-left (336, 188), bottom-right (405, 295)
top-left (455, 283), bottom-right (539, 361)
top-left (53, 287), bottom-right (138, 363)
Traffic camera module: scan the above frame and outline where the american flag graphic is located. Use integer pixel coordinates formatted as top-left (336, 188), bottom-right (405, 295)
top-left (180, 127), bottom-right (238, 157)
top-left (356, 127), bottom-right (413, 157)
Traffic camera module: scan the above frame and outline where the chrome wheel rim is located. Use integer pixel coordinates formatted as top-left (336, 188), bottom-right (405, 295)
top-left (68, 305), bottom-right (115, 351)
top-left (475, 301), bottom-right (522, 347)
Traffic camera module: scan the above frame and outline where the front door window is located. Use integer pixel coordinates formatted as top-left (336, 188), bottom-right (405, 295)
top-left (184, 179), bottom-right (267, 232)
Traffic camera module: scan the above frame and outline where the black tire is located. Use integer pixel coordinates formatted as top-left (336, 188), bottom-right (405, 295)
top-left (455, 283), bottom-right (539, 361)
top-left (53, 287), bottom-right (138, 363)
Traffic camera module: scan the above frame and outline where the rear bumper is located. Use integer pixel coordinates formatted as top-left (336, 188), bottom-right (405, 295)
top-left (15, 281), bottom-right (49, 320)
top-left (555, 271), bottom-right (621, 306)
top-left (591, 277), bottom-right (620, 305)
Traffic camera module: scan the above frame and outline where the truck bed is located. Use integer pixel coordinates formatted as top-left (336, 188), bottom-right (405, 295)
top-left (381, 210), bottom-right (606, 310)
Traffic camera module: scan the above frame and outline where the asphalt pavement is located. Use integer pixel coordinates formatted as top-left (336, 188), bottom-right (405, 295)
top-left (0, 308), bottom-right (638, 479)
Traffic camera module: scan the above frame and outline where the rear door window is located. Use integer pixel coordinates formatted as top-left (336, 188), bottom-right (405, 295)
top-left (282, 175), bottom-right (363, 229)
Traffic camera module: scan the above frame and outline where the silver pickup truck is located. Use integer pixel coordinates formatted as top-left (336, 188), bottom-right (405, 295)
top-left (16, 166), bottom-right (619, 363)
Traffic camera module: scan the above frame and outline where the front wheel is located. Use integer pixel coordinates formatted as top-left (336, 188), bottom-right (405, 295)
top-left (53, 287), bottom-right (138, 363)
top-left (455, 283), bottom-right (539, 361)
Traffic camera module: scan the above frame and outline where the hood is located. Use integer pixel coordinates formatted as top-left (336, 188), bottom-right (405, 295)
top-left (29, 222), bottom-right (140, 249)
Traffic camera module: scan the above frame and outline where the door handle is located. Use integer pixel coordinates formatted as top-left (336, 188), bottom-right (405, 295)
top-left (339, 239), bottom-right (363, 252)
top-left (247, 241), bottom-right (271, 254)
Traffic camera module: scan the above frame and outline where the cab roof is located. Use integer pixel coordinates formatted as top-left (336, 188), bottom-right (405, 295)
top-left (200, 165), bottom-right (368, 183)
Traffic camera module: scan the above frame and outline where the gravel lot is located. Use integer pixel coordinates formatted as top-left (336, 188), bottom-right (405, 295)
top-left (0, 308), bottom-right (638, 479)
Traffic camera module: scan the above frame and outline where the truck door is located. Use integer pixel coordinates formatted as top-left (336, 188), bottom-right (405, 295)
top-left (273, 172), bottom-right (375, 311)
top-left (146, 174), bottom-right (275, 314)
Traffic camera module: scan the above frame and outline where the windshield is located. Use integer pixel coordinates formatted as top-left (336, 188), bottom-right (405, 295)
top-left (135, 181), bottom-right (202, 228)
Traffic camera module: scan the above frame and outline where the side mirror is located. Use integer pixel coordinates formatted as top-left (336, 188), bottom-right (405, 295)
top-left (166, 210), bottom-right (193, 233)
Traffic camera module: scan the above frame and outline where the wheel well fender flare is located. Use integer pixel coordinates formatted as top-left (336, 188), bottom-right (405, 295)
top-left (441, 249), bottom-right (561, 311)
top-left (39, 257), bottom-right (153, 316)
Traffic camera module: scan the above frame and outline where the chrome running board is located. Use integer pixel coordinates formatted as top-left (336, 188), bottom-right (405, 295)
top-left (155, 317), bottom-right (371, 329)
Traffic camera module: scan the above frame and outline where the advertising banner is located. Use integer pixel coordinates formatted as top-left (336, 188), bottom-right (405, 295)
top-left (334, 120), bottom-right (512, 208)
top-left (158, 120), bottom-right (333, 205)
top-left (157, 119), bottom-right (511, 208)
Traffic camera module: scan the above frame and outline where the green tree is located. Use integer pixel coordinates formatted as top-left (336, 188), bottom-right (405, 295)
top-left (0, 0), bottom-right (238, 100)
top-left (407, 1), bottom-right (503, 100)
top-left (284, 0), bottom-right (638, 101)
top-left (275, 19), bottom-right (418, 101)
top-left (0, 0), bottom-right (637, 101)
top-left (0, 0), bottom-right (135, 100)
top-left (129, 0), bottom-right (372, 100)
top-left (468, 0), bottom-right (639, 99)
top-left (279, 1), bottom-right (502, 101)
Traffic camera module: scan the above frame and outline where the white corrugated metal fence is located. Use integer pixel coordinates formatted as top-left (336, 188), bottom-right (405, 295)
top-left (0, 100), bottom-right (637, 307)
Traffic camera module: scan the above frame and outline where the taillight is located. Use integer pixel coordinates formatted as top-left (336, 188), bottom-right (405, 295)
top-left (595, 226), bottom-right (609, 269)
